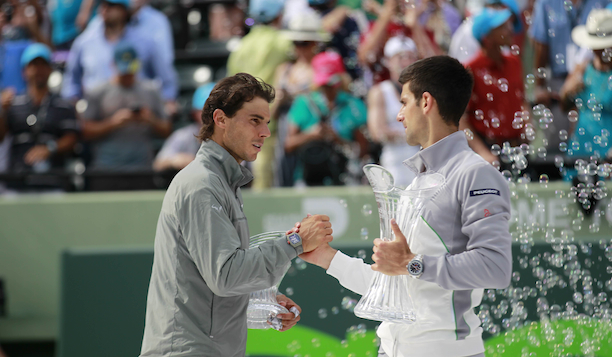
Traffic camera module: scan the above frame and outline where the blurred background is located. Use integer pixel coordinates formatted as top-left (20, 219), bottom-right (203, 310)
top-left (1, 0), bottom-right (612, 355)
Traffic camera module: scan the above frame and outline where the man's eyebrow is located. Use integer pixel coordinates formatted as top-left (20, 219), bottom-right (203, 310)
top-left (250, 114), bottom-right (265, 120)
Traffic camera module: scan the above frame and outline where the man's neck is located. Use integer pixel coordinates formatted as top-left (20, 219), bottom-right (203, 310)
top-left (105, 22), bottom-right (125, 41)
top-left (28, 86), bottom-right (49, 106)
top-left (482, 44), bottom-right (504, 68)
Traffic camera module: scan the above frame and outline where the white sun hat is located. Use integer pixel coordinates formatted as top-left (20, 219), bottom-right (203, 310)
top-left (384, 36), bottom-right (418, 59)
top-left (281, 12), bottom-right (331, 42)
top-left (571, 8), bottom-right (612, 50)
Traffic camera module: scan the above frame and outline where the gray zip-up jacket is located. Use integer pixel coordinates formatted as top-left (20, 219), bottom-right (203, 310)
top-left (327, 131), bottom-right (512, 357)
top-left (140, 140), bottom-right (299, 357)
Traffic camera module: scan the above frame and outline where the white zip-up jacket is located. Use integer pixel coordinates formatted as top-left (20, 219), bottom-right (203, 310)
top-left (327, 131), bottom-right (512, 357)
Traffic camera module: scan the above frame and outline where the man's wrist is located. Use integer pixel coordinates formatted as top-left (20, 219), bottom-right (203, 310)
top-left (286, 232), bottom-right (304, 255)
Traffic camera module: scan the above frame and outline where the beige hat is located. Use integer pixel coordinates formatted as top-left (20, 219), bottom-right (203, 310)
top-left (384, 36), bottom-right (417, 58)
top-left (572, 9), bottom-right (612, 50)
top-left (281, 12), bottom-right (332, 42)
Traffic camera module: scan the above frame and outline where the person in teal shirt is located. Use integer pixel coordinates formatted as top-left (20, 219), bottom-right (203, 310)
top-left (561, 9), bottom-right (612, 172)
top-left (284, 51), bottom-right (368, 186)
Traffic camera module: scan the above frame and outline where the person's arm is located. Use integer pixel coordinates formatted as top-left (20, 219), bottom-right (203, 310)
top-left (61, 39), bottom-right (84, 101)
top-left (0, 88), bottom-right (15, 141)
top-left (81, 108), bottom-right (133, 140)
top-left (372, 163), bottom-right (512, 290)
top-left (366, 85), bottom-right (390, 143)
top-left (458, 114), bottom-right (497, 163)
top-left (559, 62), bottom-right (586, 113)
top-left (76, 0), bottom-right (96, 31)
top-left (23, 132), bottom-right (78, 165)
top-left (403, 2), bottom-right (442, 58)
top-left (321, 6), bottom-right (351, 34)
top-left (357, 0), bottom-right (394, 65)
top-left (178, 184), bottom-right (332, 297)
top-left (137, 106), bottom-right (172, 138)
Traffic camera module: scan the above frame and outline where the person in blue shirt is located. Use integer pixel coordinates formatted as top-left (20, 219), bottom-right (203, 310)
top-left (61, 0), bottom-right (177, 108)
top-left (81, 0), bottom-right (174, 71)
top-left (560, 9), bottom-right (612, 166)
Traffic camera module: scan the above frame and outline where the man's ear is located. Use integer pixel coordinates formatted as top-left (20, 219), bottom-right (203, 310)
top-left (421, 92), bottom-right (435, 115)
top-left (212, 109), bottom-right (227, 129)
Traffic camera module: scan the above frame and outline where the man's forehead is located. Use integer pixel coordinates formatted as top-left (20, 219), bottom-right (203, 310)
top-left (242, 97), bottom-right (270, 117)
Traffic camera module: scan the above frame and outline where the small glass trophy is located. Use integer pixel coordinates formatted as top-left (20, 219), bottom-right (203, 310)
top-left (246, 231), bottom-right (291, 329)
top-left (353, 164), bottom-right (445, 324)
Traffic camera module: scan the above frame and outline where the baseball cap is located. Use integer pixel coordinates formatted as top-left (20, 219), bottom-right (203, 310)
top-left (384, 36), bottom-right (417, 58)
top-left (485, 0), bottom-right (523, 33)
top-left (249, 0), bottom-right (284, 23)
top-left (192, 82), bottom-right (216, 110)
top-left (312, 51), bottom-right (345, 87)
top-left (103, 0), bottom-right (130, 7)
top-left (472, 8), bottom-right (513, 42)
top-left (113, 42), bottom-right (140, 75)
top-left (20, 43), bottom-right (52, 68)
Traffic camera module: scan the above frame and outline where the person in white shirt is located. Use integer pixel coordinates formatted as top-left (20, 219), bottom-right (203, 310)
top-left (296, 56), bottom-right (512, 357)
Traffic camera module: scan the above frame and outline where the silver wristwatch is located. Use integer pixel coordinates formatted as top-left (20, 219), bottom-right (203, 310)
top-left (286, 232), bottom-right (303, 255)
top-left (407, 254), bottom-right (424, 279)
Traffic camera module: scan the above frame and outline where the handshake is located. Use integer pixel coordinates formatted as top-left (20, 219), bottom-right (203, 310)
top-left (286, 214), bottom-right (338, 269)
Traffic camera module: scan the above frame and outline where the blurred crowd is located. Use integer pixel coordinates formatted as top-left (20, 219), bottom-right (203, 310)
top-left (0, 0), bottom-right (612, 193)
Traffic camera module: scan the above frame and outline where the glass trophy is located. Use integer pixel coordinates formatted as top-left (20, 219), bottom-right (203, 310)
top-left (353, 164), bottom-right (445, 324)
top-left (246, 231), bottom-right (292, 329)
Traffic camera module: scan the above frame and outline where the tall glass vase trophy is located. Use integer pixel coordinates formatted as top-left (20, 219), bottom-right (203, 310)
top-left (353, 164), bottom-right (445, 323)
top-left (246, 231), bottom-right (292, 330)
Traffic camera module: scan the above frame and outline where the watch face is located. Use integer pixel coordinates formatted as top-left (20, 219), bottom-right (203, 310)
top-left (288, 233), bottom-right (301, 245)
top-left (408, 261), bottom-right (422, 275)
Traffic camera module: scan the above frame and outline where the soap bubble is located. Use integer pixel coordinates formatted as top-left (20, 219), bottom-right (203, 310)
top-left (484, 74), bottom-right (494, 85)
top-left (487, 93), bottom-right (494, 102)
top-left (511, 45), bottom-right (520, 56)
top-left (360, 227), bottom-right (369, 240)
top-left (559, 129), bottom-right (568, 141)
top-left (361, 204), bottom-right (372, 216)
top-left (285, 287), bottom-right (294, 296)
top-left (475, 109), bottom-right (484, 120)
top-left (339, 199), bottom-right (347, 207)
top-left (491, 144), bottom-right (501, 156)
top-left (498, 78), bottom-right (509, 92)
top-left (525, 73), bottom-right (535, 85)
top-left (318, 308), bottom-right (327, 319)
top-left (464, 128), bottom-right (474, 140)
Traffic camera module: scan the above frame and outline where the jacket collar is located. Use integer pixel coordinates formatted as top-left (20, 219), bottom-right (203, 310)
top-left (404, 131), bottom-right (471, 174)
top-left (197, 140), bottom-right (254, 189)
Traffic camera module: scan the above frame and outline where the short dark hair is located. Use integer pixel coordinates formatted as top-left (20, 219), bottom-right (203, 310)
top-left (197, 73), bottom-right (275, 142)
top-left (398, 56), bottom-right (473, 126)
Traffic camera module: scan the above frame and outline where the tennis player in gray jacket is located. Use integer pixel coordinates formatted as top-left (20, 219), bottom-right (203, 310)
top-left (140, 73), bottom-right (334, 357)
top-left (299, 56), bottom-right (512, 357)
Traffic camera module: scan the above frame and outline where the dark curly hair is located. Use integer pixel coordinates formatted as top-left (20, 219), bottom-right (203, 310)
top-left (197, 73), bottom-right (275, 142)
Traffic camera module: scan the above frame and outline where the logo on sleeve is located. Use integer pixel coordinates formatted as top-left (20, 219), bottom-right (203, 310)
top-left (211, 204), bottom-right (223, 212)
top-left (470, 188), bottom-right (500, 197)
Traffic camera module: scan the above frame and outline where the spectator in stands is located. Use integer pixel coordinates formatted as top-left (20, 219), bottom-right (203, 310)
top-left (529, 0), bottom-right (609, 154)
top-left (560, 9), bottom-right (612, 161)
top-left (460, 8), bottom-right (525, 163)
top-left (0, 43), bottom-right (78, 189)
top-left (153, 83), bottom-right (215, 172)
top-left (227, 0), bottom-right (292, 190)
top-left (82, 0), bottom-right (174, 73)
top-left (358, 0), bottom-right (441, 85)
top-left (1, 0), bottom-right (52, 94)
top-left (273, 11), bottom-right (330, 186)
top-left (284, 51), bottom-right (368, 186)
top-left (367, 36), bottom-right (420, 188)
top-left (448, 0), bottom-right (523, 64)
top-left (308, 0), bottom-right (363, 83)
top-left (49, 0), bottom-right (88, 50)
top-left (418, 0), bottom-right (462, 53)
top-left (80, 42), bottom-right (170, 175)
top-left (61, 0), bottom-right (177, 106)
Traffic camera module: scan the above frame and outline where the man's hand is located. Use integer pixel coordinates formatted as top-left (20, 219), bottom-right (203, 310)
top-left (1, 88), bottom-right (15, 112)
top-left (273, 294), bottom-right (302, 331)
top-left (371, 219), bottom-right (414, 276)
top-left (299, 214), bottom-right (333, 253)
top-left (24, 145), bottom-right (50, 165)
top-left (111, 108), bottom-right (134, 127)
top-left (299, 243), bottom-right (338, 270)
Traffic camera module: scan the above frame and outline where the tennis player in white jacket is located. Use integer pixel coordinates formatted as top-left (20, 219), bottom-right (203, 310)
top-left (298, 56), bottom-right (512, 357)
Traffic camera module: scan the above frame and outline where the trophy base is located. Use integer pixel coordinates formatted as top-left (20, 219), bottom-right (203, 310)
top-left (247, 302), bottom-right (290, 329)
top-left (354, 307), bottom-right (416, 324)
